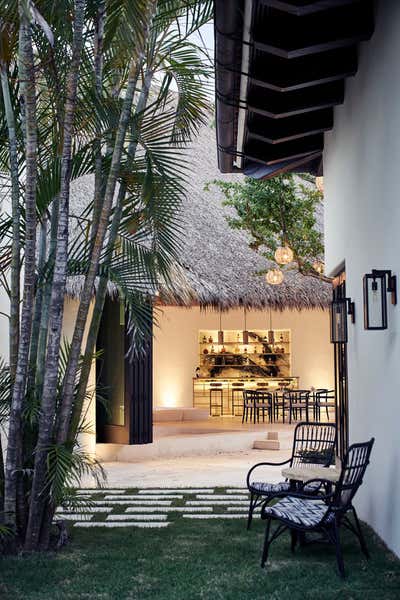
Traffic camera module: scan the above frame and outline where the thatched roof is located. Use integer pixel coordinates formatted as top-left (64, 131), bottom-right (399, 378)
top-left (68, 119), bottom-right (331, 310)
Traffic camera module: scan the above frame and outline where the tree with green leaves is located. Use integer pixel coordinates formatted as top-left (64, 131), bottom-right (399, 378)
top-left (0, 0), bottom-right (213, 553)
top-left (208, 174), bottom-right (332, 283)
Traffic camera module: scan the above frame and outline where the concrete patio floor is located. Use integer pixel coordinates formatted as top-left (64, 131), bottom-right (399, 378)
top-left (85, 419), bottom-right (299, 488)
top-left (94, 451), bottom-right (288, 488)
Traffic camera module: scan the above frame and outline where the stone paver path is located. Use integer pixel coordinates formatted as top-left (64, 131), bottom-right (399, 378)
top-left (55, 488), bottom-right (258, 528)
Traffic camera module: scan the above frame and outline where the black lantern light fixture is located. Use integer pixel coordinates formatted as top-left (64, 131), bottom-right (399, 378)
top-left (330, 297), bottom-right (355, 343)
top-left (363, 270), bottom-right (397, 330)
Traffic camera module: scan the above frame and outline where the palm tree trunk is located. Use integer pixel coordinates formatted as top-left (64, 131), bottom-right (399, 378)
top-left (69, 69), bottom-right (153, 440)
top-left (24, 0), bottom-right (87, 552)
top-left (27, 218), bottom-right (47, 391)
top-left (4, 12), bottom-right (37, 544)
top-left (0, 430), bottom-right (4, 517)
top-left (0, 62), bottom-right (20, 524)
top-left (0, 66), bottom-right (20, 383)
top-left (56, 59), bottom-right (142, 445)
top-left (91, 0), bottom-right (106, 240)
top-left (35, 197), bottom-right (59, 399)
top-left (57, 0), bottom-right (158, 446)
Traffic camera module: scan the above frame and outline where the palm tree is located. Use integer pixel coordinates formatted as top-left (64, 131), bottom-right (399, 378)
top-left (0, 0), bottom-right (213, 552)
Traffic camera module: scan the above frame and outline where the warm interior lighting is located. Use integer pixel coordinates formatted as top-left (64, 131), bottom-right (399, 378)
top-left (313, 260), bottom-right (325, 274)
top-left (274, 246), bottom-right (293, 265)
top-left (316, 176), bottom-right (324, 193)
top-left (266, 268), bottom-right (284, 285)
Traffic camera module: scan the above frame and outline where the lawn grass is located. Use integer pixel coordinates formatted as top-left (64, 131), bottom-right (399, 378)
top-left (1, 514), bottom-right (399, 599)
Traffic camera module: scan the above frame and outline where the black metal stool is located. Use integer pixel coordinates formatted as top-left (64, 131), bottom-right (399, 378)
top-left (209, 382), bottom-right (223, 416)
top-left (231, 382), bottom-right (245, 416)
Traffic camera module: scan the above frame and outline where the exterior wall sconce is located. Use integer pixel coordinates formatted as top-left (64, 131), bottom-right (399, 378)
top-left (330, 298), bottom-right (355, 343)
top-left (363, 270), bottom-right (397, 330)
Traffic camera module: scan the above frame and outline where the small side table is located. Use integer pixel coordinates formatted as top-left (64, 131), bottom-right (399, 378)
top-left (281, 465), bottom-right (341, 484)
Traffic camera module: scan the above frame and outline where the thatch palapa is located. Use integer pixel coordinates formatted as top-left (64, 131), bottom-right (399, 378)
top-left (67, 119), bottom-right (331, 311)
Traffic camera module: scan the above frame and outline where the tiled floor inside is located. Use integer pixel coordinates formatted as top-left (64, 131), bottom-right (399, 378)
top-left (56, 488), bottom-right (254, 529)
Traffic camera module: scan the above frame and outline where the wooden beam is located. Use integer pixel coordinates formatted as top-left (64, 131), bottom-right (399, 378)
top-left (251, 47), bottom-right (357, 92)
top-left (247, 108), bottom-right (333, 144)
top-left (247, 80), bottom-right (344, 119)
top-left (258, 0), bottom-right (361, 17)
top-left (244, 133), bottom-right (324, 165)
top-left (253, 3), bottom-right (374, 59)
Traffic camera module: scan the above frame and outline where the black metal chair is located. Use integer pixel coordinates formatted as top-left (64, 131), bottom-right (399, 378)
top-left (273, 389), bottom-right (291, 423)
top-left (314, 389), bottom-right (336, 422)
top-left (254, 391), bottom-right (273, 423)
top-left (284, 390), bottom-right (311, 423)
top-left (246, 422), bottom-right (336, 528)
top-left (260, 438), bottom-right (375, 578)
top-left (242, 390), bottom-right (256, 423)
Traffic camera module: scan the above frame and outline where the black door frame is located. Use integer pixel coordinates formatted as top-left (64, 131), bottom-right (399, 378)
top-left (332, 270), bottom-right (349, 458)
top-left (96, 300), bottom-right (153, 445)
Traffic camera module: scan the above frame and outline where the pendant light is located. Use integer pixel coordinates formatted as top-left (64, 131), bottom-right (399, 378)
top-left (268, 307), bottom-right (275, 344)
top-left (218, 310), bottom-right (224, 344)
top-left (274, 246), bottom-right (293, 265)
top-left (242, 307), bottom-right (249, 345)
top-left (266, 268), bottom-right (284, 285)
top-left (312, 260), bottom-right (324, 274)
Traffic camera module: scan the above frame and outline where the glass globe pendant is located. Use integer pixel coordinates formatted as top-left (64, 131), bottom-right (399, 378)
top-left (312, 260), bottom-right (325, 274)
top-left (266, 268), bottom-right (284, 285)
top-left (274, 246), bottom-right (293, 265)
top-left (316, 176), bottom-right (324, 193)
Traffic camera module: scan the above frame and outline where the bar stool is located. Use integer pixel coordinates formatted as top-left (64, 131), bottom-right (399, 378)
top-left (209, 382), bottom-right (223, 416)
top-left (231, 382), bottom-right (245, 416)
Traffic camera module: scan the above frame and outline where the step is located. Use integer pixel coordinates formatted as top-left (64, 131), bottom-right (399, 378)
top-left (267, 431), bottom-right (279, 441)
top-left (253, 439), bottom-right (280, 450)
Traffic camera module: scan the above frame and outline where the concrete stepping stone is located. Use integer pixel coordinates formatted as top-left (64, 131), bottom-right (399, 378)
top-left (137, 489), bottom-right (215, 494)
top-left (253, 439), bottom-right (280, 450)
top-left (76, 489), bottom-right (123, 494)
top-left (186, 500), bottom-right (248, 506)
top-left (91, 500), bottom-right (173, 506)
top-left (226, 489), bottom-right (248, 494)
top-left (57, 506), bottom-right (113, 513)
top-left (125, 506), bottom-right (212, 513)
top-left (183, 514), bottom-right (245, 519)
top-left (54, 514), bottom-right (93, 521)
top-left (196, 494), bottom-right (247, 500)
top-left (74, 522), bottom-right (170, 528)
top-left (227, 506), bottom-right (260, 512)
top-left (107, 514), bottom-right (168, 521)
top-left (104, 494), bottom-right (183, 500)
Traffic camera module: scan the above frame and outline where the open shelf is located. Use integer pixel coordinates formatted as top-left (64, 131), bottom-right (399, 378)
top-left (198, 329), bottom-right (292, 379)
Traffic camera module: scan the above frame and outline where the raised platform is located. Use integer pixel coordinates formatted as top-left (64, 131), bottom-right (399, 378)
top-left (153, 407), bottom-right (209, 422)
top-left (96, 418), bottom-right (295, 462)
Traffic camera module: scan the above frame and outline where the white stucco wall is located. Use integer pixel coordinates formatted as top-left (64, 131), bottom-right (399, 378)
top-left (324, 0), bottom-right (400, 556)
top-left (153, 306), bottom-right (333, 409)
